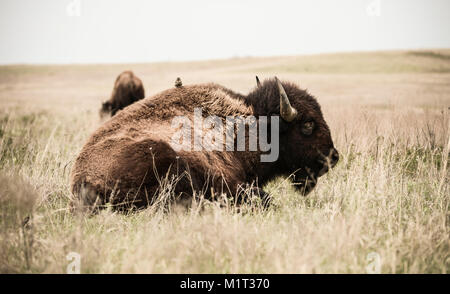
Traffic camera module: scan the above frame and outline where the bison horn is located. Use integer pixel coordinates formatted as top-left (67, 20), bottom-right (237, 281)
top-left (256, 76), bottom-right (261, 87)
top-left (275, 77), bottom-right (297, 122)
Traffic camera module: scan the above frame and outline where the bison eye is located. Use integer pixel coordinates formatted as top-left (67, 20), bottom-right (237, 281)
top-left (302, 121), bottom-right (314, 135)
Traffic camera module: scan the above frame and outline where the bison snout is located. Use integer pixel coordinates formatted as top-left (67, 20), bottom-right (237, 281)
top-left (316, 148), bottom-right (339, 177)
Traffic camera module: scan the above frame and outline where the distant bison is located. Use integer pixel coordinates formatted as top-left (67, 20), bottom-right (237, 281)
top-left (100, 71), bottom-right (145, 117)
top-left (71, 76), bottom-right (339, 211)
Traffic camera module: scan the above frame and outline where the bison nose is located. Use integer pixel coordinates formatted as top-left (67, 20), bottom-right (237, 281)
top-left (330, 148), bottom-right (339, 167)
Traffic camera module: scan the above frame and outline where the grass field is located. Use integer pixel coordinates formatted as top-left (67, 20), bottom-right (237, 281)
top-left (0, 50), bottom-right (449, 273)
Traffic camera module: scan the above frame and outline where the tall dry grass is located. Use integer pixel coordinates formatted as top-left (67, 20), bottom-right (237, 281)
top-left (0, 50), bottom-right (449, 273)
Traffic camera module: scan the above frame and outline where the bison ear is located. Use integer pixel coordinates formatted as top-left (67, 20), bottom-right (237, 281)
top-left (256, 76), bottom-right (261, 87)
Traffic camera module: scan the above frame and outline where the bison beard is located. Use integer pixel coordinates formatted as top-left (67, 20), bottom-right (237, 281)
top-left (71, 77), bottom-right (338, 211)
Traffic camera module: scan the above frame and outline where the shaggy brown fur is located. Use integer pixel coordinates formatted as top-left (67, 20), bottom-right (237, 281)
top-left (100, 71), bottom-right (145, 117)
top-left (71, 78), bottom-right (339, 211)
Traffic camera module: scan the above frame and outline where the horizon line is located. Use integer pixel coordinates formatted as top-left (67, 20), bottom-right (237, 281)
top-left (1, 47), bottom-right (449, 67)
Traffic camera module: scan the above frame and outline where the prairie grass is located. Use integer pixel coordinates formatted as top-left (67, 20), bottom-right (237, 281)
top-left (0, 50), bottom-right (449, 273)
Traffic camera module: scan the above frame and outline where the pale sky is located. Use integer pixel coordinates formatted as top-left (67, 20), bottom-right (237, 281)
top-left (0, 0), bottom-right (449, 64)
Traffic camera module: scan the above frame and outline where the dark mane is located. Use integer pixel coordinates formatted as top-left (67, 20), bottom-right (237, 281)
top-left (245, 78), bottom-right (322, 118)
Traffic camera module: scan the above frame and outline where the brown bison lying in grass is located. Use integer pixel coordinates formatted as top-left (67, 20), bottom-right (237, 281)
top-left (100, 71), bottom-right (145, 117)
top-left (71, 76), bottom-right (339, 211)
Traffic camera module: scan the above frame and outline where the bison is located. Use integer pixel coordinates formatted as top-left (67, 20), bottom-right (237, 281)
top-left (100, 71), bottom-right (145, 117)
top-left (71, 76), bottom-right (339, 211)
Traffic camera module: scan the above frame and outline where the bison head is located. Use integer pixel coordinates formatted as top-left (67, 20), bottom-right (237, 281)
top-left (253, 77), bottom-right (339, 195)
